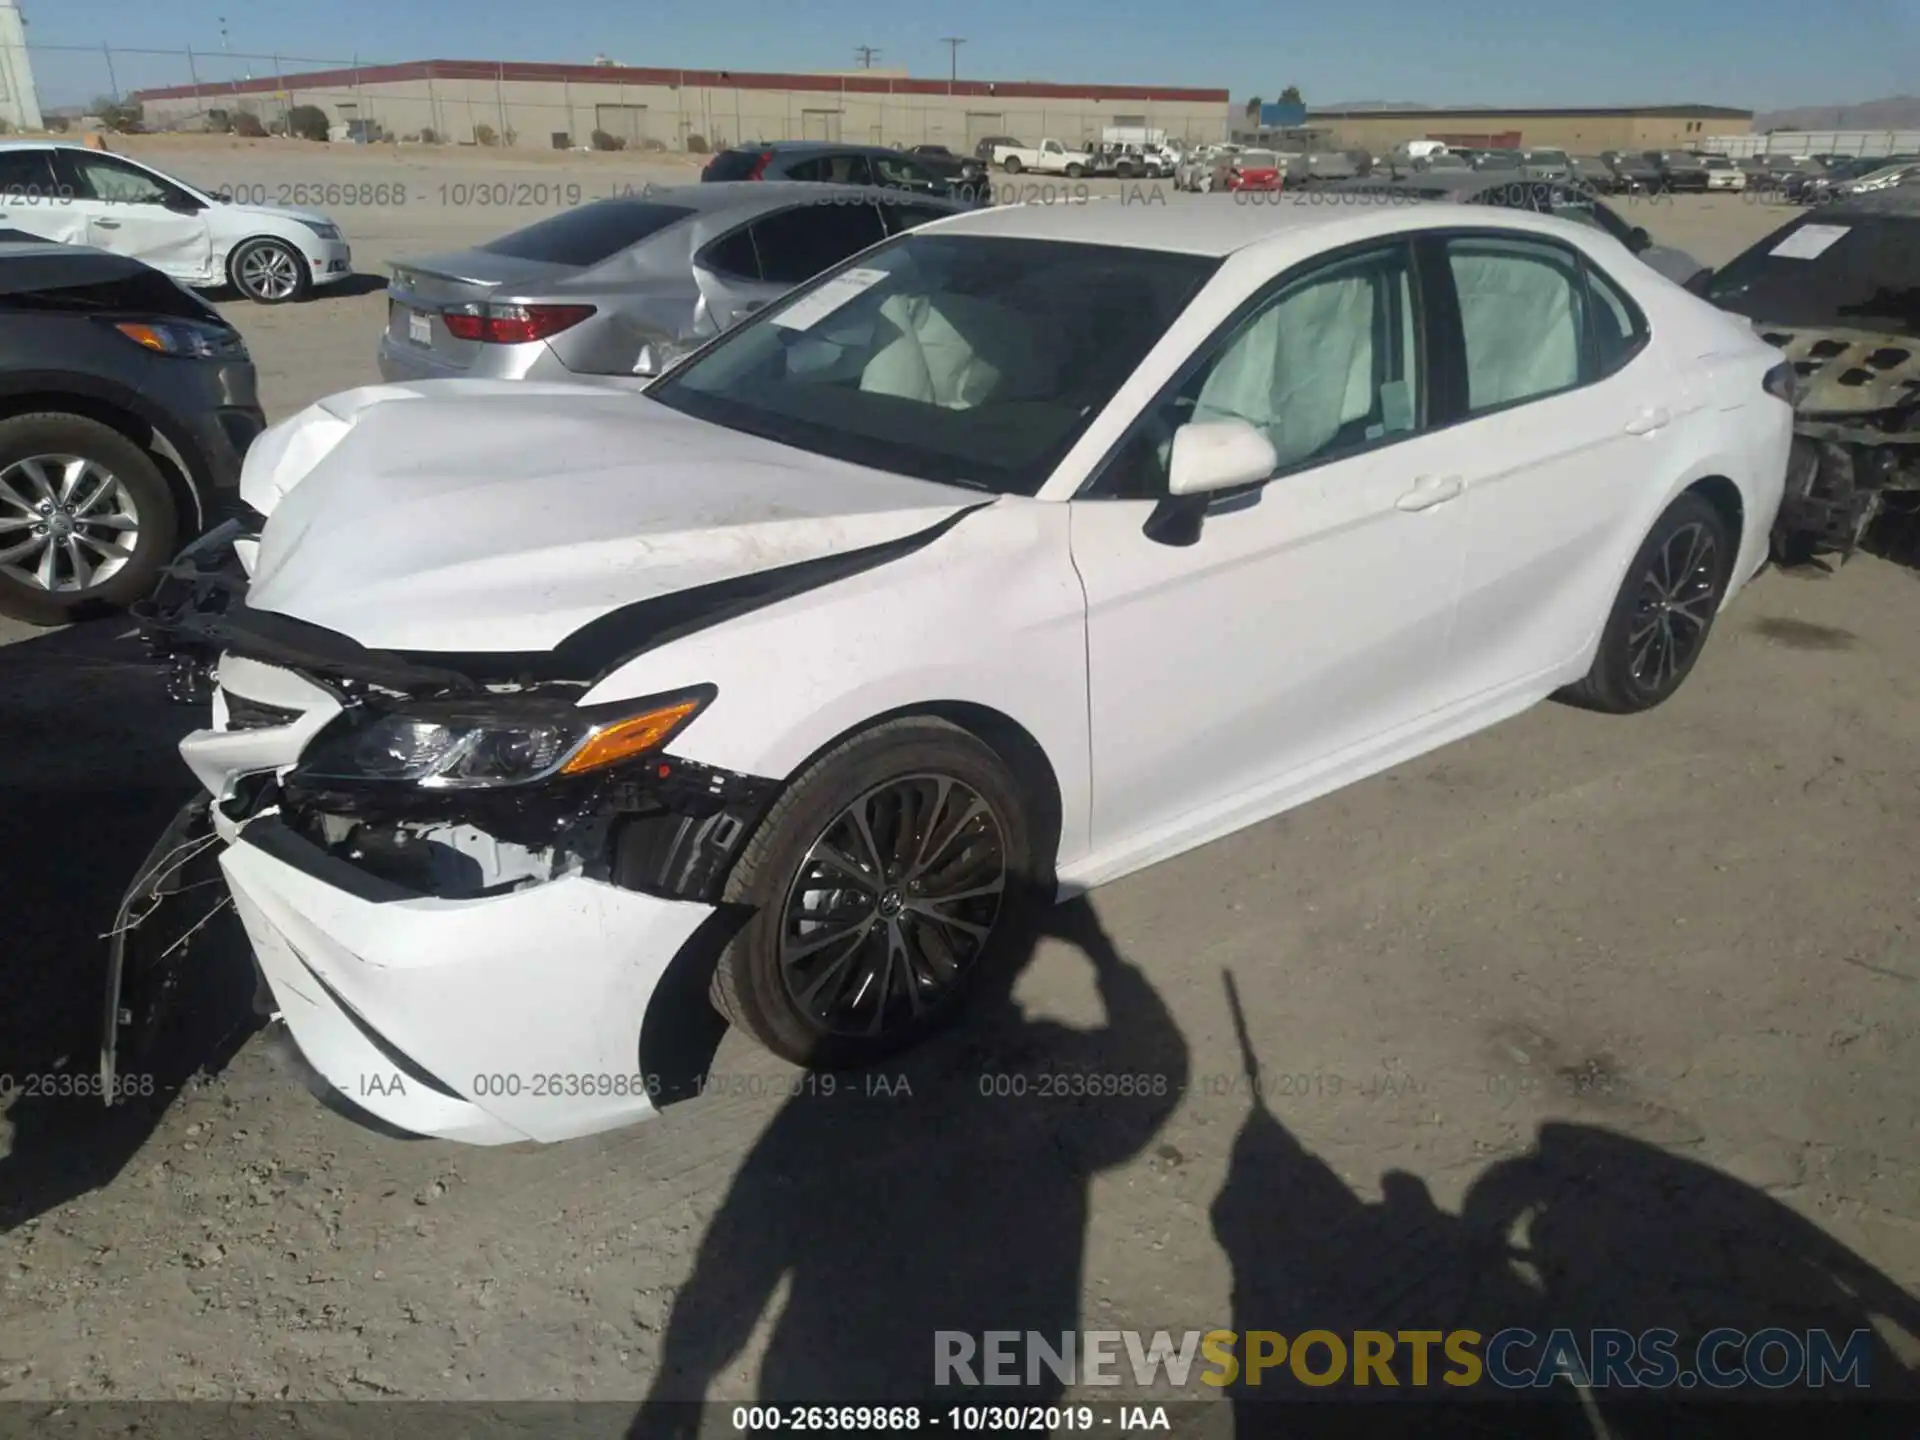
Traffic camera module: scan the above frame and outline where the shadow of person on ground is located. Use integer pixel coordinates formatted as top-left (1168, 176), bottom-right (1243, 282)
top-left (0, 619), bottom-right (260, 1231)
top-left (628, 898), bottom-right (1190, 1437)
top-left (1211, 971), bottom-right (1920, 1437)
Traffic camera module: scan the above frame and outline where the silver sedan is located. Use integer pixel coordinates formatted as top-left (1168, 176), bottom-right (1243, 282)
top-left (378, 182), bottom-right (968, 387)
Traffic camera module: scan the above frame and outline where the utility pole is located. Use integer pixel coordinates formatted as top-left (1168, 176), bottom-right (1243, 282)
top-left (854, 45), bottom-right (880, 69)
top-left (940, 36), bottom-right (964, 93)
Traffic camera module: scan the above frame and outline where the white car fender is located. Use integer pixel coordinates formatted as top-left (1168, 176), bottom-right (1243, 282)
top-left (580, 498), bottom-right (1097, 877)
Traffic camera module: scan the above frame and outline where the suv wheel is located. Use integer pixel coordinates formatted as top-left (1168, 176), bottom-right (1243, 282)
top-left (0, 413), bottom-right (179, 625)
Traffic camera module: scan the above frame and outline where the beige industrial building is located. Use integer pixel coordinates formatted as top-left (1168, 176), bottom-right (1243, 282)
top-left (132, 59), bottom-right (1231, 153)
top-left (1302, 104), bottom-right (1754, 154)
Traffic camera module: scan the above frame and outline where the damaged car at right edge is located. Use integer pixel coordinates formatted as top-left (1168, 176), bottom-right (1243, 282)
top-left (1704, 190), bottom-right (1920, 559)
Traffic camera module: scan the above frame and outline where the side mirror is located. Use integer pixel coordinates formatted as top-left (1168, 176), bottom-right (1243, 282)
top-left (1145, 420), bottom-right (1279, 547)
top-left (1683, 269), bottom-right (1713, 298)
top-left (213, 189), bottom-right (233, 203)
top-left (1628, 225), bottom-right (1651, 253)
top-left (162, 191), bottom-right (204, 214)
top-left (1168, 419), bottom-right (1279, 496)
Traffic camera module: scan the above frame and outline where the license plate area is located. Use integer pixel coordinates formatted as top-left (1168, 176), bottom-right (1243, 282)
top-left (408, 308), bottom-right (432, 346)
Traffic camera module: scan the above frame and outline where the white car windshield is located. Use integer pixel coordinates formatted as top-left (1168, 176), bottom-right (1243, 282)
top-left (649, 234), bottom-right (1218, 495)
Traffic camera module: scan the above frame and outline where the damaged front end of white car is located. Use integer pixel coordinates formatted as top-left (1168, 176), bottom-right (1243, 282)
top-left (104, 380), bottom-right (988, 1144)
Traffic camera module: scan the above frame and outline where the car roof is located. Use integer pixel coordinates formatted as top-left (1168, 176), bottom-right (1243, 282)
top-left (625, 180), bottom-right (964, 214)
top-left (0, 241), bottom-right (156, 293)
top-left (1814, 188), bottom-right (1920, 220)
top-left (921, 193), bottom-right (1608, 257)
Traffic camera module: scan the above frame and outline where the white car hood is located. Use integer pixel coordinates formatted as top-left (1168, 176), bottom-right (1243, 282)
top-left (240, 381), bottom-right (982, 655)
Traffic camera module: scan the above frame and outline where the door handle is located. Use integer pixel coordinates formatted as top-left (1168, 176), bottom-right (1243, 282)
top-left (1395, 475), bottom-right (1463, 512)
top-left (94, 219), bottom-right (121, 230)
top-left (1623, 406), bottom-right (1671, 435)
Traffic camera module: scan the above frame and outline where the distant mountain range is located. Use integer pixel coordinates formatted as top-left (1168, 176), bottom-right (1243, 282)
top-left (1753, 95), bottom-right (1920, 131)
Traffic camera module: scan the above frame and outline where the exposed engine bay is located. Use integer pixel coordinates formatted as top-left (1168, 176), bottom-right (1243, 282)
top-left (1759, 324), bottom-right (1920, 559)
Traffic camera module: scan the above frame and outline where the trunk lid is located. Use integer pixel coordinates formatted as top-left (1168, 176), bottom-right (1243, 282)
top-left (386, 251), bottom-right (582, 372)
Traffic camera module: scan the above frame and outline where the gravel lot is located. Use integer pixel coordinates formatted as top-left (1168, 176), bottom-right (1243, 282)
top-left (1, 138), bottom-right (1916, 1417)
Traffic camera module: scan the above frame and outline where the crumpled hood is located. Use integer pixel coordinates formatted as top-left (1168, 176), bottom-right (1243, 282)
top-left (1748, 322), bottom-right (1920, 421)
top-left (242, 381), bottom-right (982, 654)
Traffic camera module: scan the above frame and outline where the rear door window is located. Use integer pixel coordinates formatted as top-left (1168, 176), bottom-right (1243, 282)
top-left (478, 201), bottom-right (693, 266)
top-left (785, 153), bottom-right (874, 186)
top-left (878, 201), bottom-right (957, 234)
top-left (748, 203), bottom-right (886, 284)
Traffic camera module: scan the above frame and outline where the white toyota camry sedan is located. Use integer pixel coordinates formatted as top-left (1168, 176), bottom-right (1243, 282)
top-left (122, 196), bottom-right (1793, 1145)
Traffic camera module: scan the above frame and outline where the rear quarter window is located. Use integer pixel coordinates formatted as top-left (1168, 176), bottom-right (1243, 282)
top-left (477, 202), bottom-right (693, 266)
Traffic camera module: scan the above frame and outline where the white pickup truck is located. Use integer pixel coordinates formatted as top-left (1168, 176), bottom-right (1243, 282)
top-left (992, 138), bottom-right (1094, 176)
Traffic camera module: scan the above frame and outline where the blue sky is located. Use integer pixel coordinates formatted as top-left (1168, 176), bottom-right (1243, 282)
top-left (22, 0), bottom-right (1918, 111)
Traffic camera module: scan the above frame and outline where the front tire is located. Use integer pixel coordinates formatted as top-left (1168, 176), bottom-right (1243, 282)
top-left (0, 413), bottom-right (179, 625)
top-left (709, 718), bottom-right (1037, 1068)
top-left (1065, 163), bottom-right (1085, 178)
top-left (1560, 491), bottom-right (1735, 714)
top-left (229, 237), bottom-right (311, 304)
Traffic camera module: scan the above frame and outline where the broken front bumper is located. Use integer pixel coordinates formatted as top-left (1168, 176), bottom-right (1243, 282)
top-left (220, 822), bottom-right (715, 1144)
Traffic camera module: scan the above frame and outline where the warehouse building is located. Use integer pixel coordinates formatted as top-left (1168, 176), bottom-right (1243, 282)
top-left (1306, 104), bottom-right (1754, 154)
top-left (131, 59), bottom-right (1230, 153)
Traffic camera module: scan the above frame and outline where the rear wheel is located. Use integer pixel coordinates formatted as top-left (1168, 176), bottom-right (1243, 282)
top-left (1001, 154), bottom-right (1023, 174)
top-left (709, 718), bottom-right (1036, 1067)
top-left (0, 413), bottom-right (178, 625)
top-left (1560, 491), bottom-right (1734, 714)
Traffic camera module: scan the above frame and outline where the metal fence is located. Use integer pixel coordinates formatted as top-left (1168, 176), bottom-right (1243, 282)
top-left (25, 44), bottom-right (1229, 152)
top-left (1706, 130), bottom-right (1920, 159)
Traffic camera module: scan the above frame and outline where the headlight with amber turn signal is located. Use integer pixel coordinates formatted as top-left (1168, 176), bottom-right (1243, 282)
top-left (289, 689), bottom-right (712, 790)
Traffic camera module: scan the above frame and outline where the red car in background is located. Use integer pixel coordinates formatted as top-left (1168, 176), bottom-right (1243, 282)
top-left (1226, 148), bottom-right (1284, 191)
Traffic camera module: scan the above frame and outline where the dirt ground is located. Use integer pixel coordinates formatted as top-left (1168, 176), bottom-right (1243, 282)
top-left (0, 142), bottom-right (1916, 1419)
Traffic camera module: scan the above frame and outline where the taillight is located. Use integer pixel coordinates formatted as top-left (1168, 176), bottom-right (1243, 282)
top-left (441, 303), bottom-right (596, 344)
top-left (745, 149), bottom-right (774, 181)
top-left (1763, 360), bottom-right (1798, 406)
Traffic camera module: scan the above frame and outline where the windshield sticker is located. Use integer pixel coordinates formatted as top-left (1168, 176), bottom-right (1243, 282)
top-left (771, 267), bottom-right (889, 331)
top-left (1768, 224), bottom-right (1850, 260)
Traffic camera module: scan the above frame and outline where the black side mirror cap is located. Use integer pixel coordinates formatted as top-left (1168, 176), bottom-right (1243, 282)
top-left (1683, 268), bottom-right (1714, 297)
top-left (1628, 226), bottom-right (1651, 253)
top-left (1143, 493), bottom-right (1208, 547)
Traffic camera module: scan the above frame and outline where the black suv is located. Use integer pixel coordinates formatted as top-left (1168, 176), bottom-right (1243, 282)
top-left (0, 243), bottom-right (262, 624)
top-left (702, 143), bottom-right (984, 204)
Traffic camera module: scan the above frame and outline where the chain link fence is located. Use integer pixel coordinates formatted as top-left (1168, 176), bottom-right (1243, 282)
top-left (27, 44), bottom-right (1228, 154)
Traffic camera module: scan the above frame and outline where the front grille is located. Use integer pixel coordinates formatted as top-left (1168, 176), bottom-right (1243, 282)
top-left (223, 692), bottom-right (303, 730)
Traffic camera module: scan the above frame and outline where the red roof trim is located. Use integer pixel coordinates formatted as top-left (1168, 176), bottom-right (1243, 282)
top-left (132, 58), bottom-right (1228, 105)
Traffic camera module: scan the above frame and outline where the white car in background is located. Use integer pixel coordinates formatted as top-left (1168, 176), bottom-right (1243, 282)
top-left (0, 141), bottom-right (351, 302)
top-left (125, 198), bottom-right (1791, 1145)
top-left (1701, 155), bottom-right (1748, 192)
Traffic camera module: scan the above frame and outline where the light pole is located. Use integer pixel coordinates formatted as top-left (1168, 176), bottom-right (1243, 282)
top-left (940, 36), bottom-right (964, 94)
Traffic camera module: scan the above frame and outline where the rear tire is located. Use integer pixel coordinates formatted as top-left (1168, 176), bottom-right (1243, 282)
top-left (1002, 155), bottom-right (1023, 174)
top-left (709, 718), bottom-right (1038, 1068)
top-left (1559, 491), bottom-right (1735, 714)
top-left (0, 413), bottom-right (178, 626)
